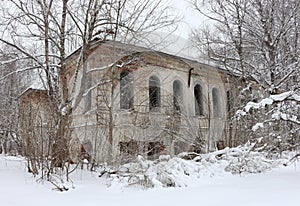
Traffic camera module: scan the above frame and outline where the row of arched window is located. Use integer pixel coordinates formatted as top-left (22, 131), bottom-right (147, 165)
top-left (120, 71), bottom-right (223, 117)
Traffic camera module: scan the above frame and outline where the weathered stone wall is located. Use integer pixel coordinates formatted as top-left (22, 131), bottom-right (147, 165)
top-left (19, 89), bottom-right (57, 159)
top-left (67, 42), bottom-right (233, 163)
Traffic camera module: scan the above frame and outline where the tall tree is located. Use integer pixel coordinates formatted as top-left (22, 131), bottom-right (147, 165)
top-left (191, 0), bottom-right (300, 150)
top-left (0, 0), bottom-right (177, 174)
top-left (0, 47), bottom-right (20, 154)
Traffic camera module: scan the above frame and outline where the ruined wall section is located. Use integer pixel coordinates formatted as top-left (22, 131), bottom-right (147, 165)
top-left (65, 42), bottom-right (235, 163)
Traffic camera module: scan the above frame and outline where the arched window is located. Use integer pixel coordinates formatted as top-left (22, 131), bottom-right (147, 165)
top-left (149, 75), bottom-right (161, 112)
top-left (120, 70), bottom-right (134, 109)
top-left (194, 84), bottom-right (203, 116)
top-left (226, 90), bottom-right (231, 113)
top-left (173, 80), bottom-right (183, 112)
top-left (212, 88), bottom-right (220, 117)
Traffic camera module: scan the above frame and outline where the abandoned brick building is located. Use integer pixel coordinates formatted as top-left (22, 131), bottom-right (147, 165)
top-left (20, 40), bottom-right (246, 164)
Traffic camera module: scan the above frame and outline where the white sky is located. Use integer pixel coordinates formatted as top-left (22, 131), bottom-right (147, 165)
top-left (146, 0), bottom-right (209, 60)
top-left (168, 0), bottom-right (207, 39)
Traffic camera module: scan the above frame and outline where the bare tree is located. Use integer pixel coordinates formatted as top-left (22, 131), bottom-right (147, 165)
top-left (0, 47), bottom-right (21, 155)
top-left (0, 0), bottom-right (178, 178)
top-left (191, 0), bottom-right (300, 151)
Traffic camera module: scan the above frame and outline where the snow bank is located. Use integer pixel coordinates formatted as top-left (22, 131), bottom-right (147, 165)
top-left (0, 145), bottom-right (297, 191)
top-left (101, 144), bottom-right (293, 188)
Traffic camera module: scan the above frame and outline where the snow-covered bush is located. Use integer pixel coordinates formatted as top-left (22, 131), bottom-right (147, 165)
top-left (224, 153), bottom-right (274, 174)
top-left (100, 144), bottom-right (294, 188)
top-left (236, 91), bottom-right (300, 154)
top-left (101, 155), bottom-right (203, 188)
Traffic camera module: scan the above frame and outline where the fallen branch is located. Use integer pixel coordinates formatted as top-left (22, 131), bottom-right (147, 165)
top-left (283, 154), bottom-right (300, 166)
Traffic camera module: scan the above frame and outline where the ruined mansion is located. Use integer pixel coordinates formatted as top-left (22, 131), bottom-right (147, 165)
top-left (19, 40), bottom-right (247, 164)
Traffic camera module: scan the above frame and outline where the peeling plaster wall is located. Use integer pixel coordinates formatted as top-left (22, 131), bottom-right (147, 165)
top-left (67, 42), bottom-right (232, 163)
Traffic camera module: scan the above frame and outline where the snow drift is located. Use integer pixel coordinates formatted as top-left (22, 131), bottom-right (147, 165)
top-left (100, 143), bottom-right (295, 188)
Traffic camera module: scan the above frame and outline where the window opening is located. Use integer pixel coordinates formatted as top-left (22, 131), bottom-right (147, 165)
top-left (149, 76), bottom-right (161, 112)
top-left (120, 70), bottom-right (134, 109)
top-left (173, 80), bottom-right (183, 112)
top-left (194, 84), bottom-right (203, 116)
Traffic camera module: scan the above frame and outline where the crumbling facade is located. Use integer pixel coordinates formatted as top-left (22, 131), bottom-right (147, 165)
top-left (19, 40), bottom-right (246, 164)
top-left (64, 40), bottom-right (239, 163)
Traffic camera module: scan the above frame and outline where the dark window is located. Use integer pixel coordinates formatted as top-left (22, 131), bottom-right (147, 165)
top-left (194, 84), bottom-right (203, 116)
top-left (146, 142), bottom-right (164, 158)
top-left (212, 88), bottom-right (220, 117)
top-left (173, 80), bottom-right (183, 112)
top-left (149, 76), bottom-right (161, 112)
top-left (120, 70), bottom-right (134, 109)
top-left (226, 90), bottom-right (231, 113)
top-left (216, 140), bottom-right (225, 150)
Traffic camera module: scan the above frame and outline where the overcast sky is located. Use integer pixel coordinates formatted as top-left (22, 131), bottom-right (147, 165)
top-left (146, 0), bottom-right (209, 59)
top-left (168, 0), bottom-right (207, 39)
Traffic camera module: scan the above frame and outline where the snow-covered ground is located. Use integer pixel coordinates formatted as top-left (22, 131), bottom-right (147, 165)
top-left (1, 152), bottom-right (299, 206)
